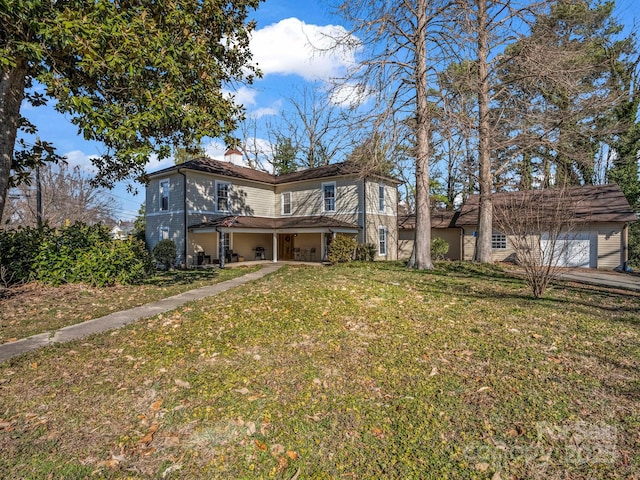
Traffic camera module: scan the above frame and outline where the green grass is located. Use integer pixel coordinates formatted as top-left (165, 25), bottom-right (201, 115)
top-left (0, 262), bottom-right (638, 478)
top-left (0, 266), bottom-right (259, 342)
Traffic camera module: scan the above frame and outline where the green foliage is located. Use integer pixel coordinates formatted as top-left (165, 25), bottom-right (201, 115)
top-left (355, 243), bottom-right (377, 261)
top-left (0, 226), bottom-right (47, 283)
top-left (272, 136), bottom-right (298, 175)
top-left (1, 0), bottom-right (264, 223)
top-left (628, 222), bottom-right (640, 269)
top-left (0, 223), bottom-right (153, 287)
top-left (153, 239), bottom-right (177, 270)
top-left (133, 203), bottom-right (147, 242)
top-left (327, 235), bottom-right (357, 264)
top-left (430, 237), bottom-right (449, 260)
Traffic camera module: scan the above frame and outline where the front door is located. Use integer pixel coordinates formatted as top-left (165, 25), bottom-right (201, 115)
top-left (279, 234), bottom-right (294, 260)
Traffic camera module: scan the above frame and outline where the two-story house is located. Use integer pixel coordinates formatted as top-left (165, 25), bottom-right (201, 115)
top-left (145, 151), bottom-right (401, 266)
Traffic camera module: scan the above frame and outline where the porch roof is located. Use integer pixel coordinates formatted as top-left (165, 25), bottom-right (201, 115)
top-left (189, 215), bottom-right (361, 231)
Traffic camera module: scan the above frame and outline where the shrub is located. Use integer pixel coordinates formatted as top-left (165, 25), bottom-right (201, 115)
top-left (431, 237), bottom-right (449, 261)
top-left (0, 226), bottom-right (48, 284)
top-left (355, 243), bottom-right (377, 261)
top-left (1, 223), bottom-right (153, 287)
top-left (327, 235), bottom-right (357, 264)
top-left (153, 239), bottom-right (177, 269)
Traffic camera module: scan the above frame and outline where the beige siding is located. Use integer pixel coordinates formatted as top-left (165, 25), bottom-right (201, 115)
top-left (364, 213), bottom-right (398, 260)
top-left (463, 226), bottom-right (518, 262)
top-left (276, 177), bottom-right (360, 222)
top-left (433, 229), bottom-right (462, 260)
top-left (232, 233), bottom-right (274, 261)
top-left (596, 223), bottom-right (624, 269)
top-left (463, 230), bottom-right (476, 261)
top-left (187, 172), bottom-right (275, 218)
top-left (397, 228), bottom-right (463, 261)
top-left (398, 230), bottom-right (414, 260)
top-left (361, 180), bottom-right (398, 260)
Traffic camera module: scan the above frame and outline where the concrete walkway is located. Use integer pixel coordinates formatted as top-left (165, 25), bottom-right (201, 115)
top-left (0, 263), bottom-right (283, 364)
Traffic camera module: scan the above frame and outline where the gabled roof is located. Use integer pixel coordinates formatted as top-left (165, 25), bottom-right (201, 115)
top-left (189, 215), bottom-right (360, 231)
top-left (455, 184), bottom-right (637, 226)
top-left (150, 158), bottom-right (276, 184)
top-left (148, 157), bottom-right (401, 185)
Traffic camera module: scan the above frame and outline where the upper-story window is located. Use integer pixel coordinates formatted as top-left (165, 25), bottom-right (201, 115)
top-left (322, 182), bottom-right (336, 212)
top-left (159, 180), bottom-right (169, 211)
top-left (282, 192), bottom-right (292, 215)
top-left (216, 181), bottom-right (230, 212)
top-left (378, 183), bottom-right (385, 211)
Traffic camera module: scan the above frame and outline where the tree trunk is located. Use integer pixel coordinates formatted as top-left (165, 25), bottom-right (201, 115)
top-left (475, 0), bottom-right (493, 264)
top-left (413, 0), bottom-right (433, 270)
top-left (0, 62), bottom-right (27, 221)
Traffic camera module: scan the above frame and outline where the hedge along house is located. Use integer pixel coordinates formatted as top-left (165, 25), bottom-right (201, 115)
top-left (456, 184), bottom-right (637, 269)
top-left (145, 151), bottom-right (401, 266)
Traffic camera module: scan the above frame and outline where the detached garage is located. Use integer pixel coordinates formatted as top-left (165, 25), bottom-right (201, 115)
top-left (456, 184), bottom-right (637, 270)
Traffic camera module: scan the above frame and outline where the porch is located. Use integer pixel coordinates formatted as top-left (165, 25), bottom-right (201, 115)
top-left (187, 215), bottom-right (361, 268)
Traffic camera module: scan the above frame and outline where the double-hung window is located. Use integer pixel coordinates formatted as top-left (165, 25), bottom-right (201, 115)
top-left (322, 182), bottom-right (336, 212)
top-left (378, 184), bottom-right (385, 211)
top-left (379, 226), bottom-right (387, 256)
top-left (159, 180), bottom-right (169, 211)
top-left (160, 226), bottom-right (169, 241)
top-left (216, 181), bottom-right (230, 212)
top-left (492, 233), bottom-right (507, 250)
top-left (282, 192), bottom-right (292, 215)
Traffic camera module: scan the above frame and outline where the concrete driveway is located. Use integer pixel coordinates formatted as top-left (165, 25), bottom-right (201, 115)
top-left (555, 269), bottom-right (640, 292)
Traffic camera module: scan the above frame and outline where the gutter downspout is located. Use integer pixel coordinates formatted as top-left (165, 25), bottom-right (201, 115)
top-left (363, 177), bottom-right (367, 245)
top-left (178, 169), bottom-right (188, 268)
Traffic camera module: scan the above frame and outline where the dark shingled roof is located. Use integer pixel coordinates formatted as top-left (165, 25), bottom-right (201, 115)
top-left (189, 215), bottom-right (360, 231)
top-left (455, 184), bottom-right (637, 226)
top-left (399, 210), bottom-right (459, 230)
top-left (149, 157), bottom-right (401, 184)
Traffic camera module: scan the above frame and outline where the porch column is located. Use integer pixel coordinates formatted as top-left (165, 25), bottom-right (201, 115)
top-left (272, 233), bottom-right (278, 263)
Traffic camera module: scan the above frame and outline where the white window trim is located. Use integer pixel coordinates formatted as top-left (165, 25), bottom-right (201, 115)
top-left (492, 232), bottom-right (507, 250)
top-left (322, 182), bottom-right (336, 213)
top-left (378, 226), bottom-right (387, 256)
top-left (159, 226), bottom-right (169, 241)
top-left (282, 191), bottom-right (292, 215)
top-left (378, 183), bottom-right (385, 212)
top-left (159, 179), bottom-right (170, 211)
top-left (215, 180), bottom-right (231, 213)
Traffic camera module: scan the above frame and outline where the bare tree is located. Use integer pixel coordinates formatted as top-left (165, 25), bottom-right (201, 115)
top-left (280, 85), bottom-right (353, 169)
top-left (2, 164), bottom-right (116, 228)
top-left (493, 187), bottom-right (583, 298)
top-left (331, 0), bottom-right (461, 270)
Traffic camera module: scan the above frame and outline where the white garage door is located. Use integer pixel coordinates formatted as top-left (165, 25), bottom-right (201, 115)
top-left (541, 232), bottom-right (596, 268)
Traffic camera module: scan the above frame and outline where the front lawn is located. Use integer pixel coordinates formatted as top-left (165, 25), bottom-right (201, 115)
top-left (0, 266), bottom-right (259, 343)
top-left (0, 262), bottom-right (638, 478)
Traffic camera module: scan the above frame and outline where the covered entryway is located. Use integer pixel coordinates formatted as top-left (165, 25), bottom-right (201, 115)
top-left (541, 231), bottom-right (597, 268)
top-left (278, 234), bottom-right (295, 260)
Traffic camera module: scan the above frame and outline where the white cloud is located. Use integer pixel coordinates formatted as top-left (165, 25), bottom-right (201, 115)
top-left (62, 150), bottom-right (99, 173)
top-left (250, 106), bottom-right (279, 119)
top-left (251, 17), bottom-right (358, 81)
top-left (328, 81), bottom-right (371, 108)
top-left (144, 154), bottom-right (174, 173)
top-left (203, 140), bottom-right (228, 161)
top-left (231, 86), bottom-right (258, 106)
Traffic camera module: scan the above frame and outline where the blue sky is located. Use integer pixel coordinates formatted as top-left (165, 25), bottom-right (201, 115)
top-left (18, 0), bottom-right (640, 220)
